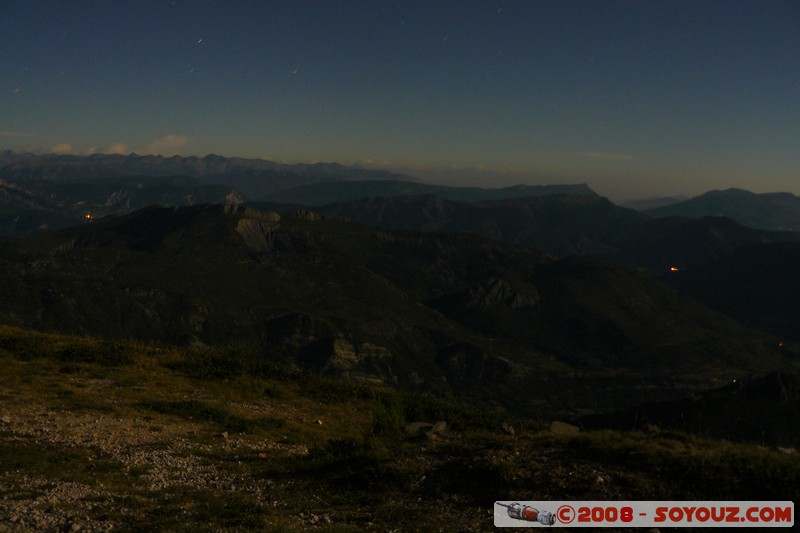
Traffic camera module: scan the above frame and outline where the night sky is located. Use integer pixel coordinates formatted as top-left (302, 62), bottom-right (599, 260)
top-left (2, 1), bottom-right (798, 200)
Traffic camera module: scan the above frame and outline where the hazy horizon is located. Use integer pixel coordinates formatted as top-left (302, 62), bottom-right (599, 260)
top-left (2, 146), bottom-right (794, 204)
top-left (3, 1), bottom-right (798, 202)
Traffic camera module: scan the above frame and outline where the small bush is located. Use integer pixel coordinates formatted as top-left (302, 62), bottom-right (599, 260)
top-left (369, 389), bottom-right (507, 436)
top-left (165, 345), bottom-right (298, 381)
top-left (370, 393), bottom-right (406, 435)
top-left (321, 438), bottom-right (367, 460)
top-left (57, 340), bottom-right (133, 366)
top-left (0, 334), bottom-right (45, 360)
top-left (297, 375), bottom-right (372, 403)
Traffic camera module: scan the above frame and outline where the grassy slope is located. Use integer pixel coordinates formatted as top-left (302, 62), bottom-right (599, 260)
top-left (0, 325), bottom-right (798, 532)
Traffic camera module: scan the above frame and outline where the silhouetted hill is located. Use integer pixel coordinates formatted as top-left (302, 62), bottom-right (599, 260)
top-left (262, 180), bottom-right (596, 205)
top-left (308, 195), bottom-right (800, 271)
top-left (645, 188), bottom-right (800, 231)
top-left (0, 204), bottom-right (796, 416)
top-left (611, 216), bottom-right (800, 272)
top-left (664, 242), bottom-right (800, 341)
top-left (314, 194), bottom-right (650, 258)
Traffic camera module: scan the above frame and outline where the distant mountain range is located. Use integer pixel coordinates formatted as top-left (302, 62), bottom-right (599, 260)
top-left (0, 150), bottom-right (407, 234)
top-left (0, 150), bottom-right (414, 200)
top-left (0, 151), bottom-right (596, 236)
top-left (645, 188), bottom-right (800, 231)
top-left (6, 166), bottom-right (796, 271)
top-left (5, 152), bottom-right (800, 346)
top-left (1, 204), bottom-right (794, 417)
top-left (6, 153), bottom-right (800, 233)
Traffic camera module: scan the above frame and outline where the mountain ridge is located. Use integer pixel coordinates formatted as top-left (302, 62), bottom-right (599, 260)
top-left (261, 180), bottom-right (597, 205)
top-left (1, 203), bottom-right (796, 417)
top-left (646, 188), bottom-right (800, 231)
top-left (299, 194), bottom-right (800, 271)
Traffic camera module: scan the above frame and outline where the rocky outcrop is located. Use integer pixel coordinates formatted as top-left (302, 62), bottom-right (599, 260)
top-left (230, 206), bottom-right (281, 252)
top-left (464, 277), bottom-right (539, 309)
top-left (289, 209), bottom-right (323, 221)
top-left (328, 338), bottom-right (358, 371)
top-left (550, 421), bottom-right (580, 435)
top-left (225, 190), bottom-right (245, 205)
top-left (235, 219), bottom-right (279, 252)
top-left (224, 205), bottom-right (280, 222)
top-left (325, 338), bottom-right (393, 380)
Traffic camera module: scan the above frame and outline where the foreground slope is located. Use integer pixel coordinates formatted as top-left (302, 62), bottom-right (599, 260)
top-left (578, 371), bottom-right (800, 447)
top-left (0, 326), bottom-right (797, 532)
top-left (0, 204), bottom-right (796, 416)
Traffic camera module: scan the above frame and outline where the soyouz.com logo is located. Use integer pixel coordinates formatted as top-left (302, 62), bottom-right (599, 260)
top-left (494, 501), bottom-right (794, 527)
